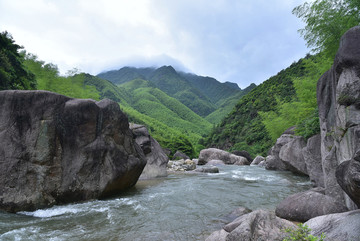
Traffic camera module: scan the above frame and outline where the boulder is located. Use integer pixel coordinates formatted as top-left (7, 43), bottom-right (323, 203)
top-left (221, 206), bottom-right (252, 224)
top-left (130, 124), bottom-right (169, 179)
top-left (223, 210), bottom-right (296, 241)
top-left (251, 156), bottom-right (265, 166)
top-left (0, 90), bottom-right (146, 212)
top-left (264, 155), bottom-right (287, 171)
top-left (336, 149), bottom-right (360, 208)
top-left (194, 166), bottom-right (219, 173)
top-left (264, 133), bottom-right (294, 171)
top-left (317, 26), bottom-right (360, 210)
top-left (205, 229), bottom-right (228, 241)
top-left (302, 134), bottom-right (324, 187)
top-left (275, 188), bottom-right (348, 222)
top-left (279, 136), bottom-right (308, 175)
top-left (172, 150), bottom-right (190, 160)
top-left (232, 150), bottom-right (253, 163)
top-left (306, 210), bottom-right (360, 241)
top-left (198, 148), bottom-right (250, 165)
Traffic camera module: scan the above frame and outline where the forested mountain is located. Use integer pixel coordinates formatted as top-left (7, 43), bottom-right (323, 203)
top-left (205, 57), bottom-right (310, 157)
top-left (98, 65), bottom-right (256, 121)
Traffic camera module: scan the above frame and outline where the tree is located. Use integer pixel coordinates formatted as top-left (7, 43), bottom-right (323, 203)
top-left (293, 0), bottom-right (360, 59)
top-left (0, 31), bottom-right (36, 90)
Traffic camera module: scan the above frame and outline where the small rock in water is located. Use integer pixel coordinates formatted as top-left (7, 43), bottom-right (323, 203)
top-left (194, 166), bottom-right (219, 173)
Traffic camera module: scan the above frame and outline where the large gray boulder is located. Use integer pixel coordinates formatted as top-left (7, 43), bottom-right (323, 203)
top-left (251, 156), bottom-right (265, 166)
top-left (317, 26), bottom-right (360, 210)
top-left (275, 188), bottom-right (348, 222)
top-left (306, 210), bottom-right (360, 241)
top-left (130, 124), bottom-right (169, 179)
top-left (210, 210), bottom-right (296, 241)
top-left (0, 90), bottom-right (146, 212)
top-left (302, 134), bottom-right (324, 187)
top-left (336, 149), bottom-right (360, 208)
top-left (198, 148), bottom-right (250, 165)
top-left (265, 134), bottom-right (294, 171)
top-left (279, 136), bottom-right (308, 175)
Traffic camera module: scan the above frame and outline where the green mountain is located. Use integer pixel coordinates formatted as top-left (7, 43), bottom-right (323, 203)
top-left (205, 83), bottom-right (256, 124)
top-left (205, 58), bottom-right (309, 157)
top-left (97, 65), bottom-right (255, 121)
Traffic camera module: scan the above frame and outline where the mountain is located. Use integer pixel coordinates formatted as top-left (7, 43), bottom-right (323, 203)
top-left (97, 65), bottom-right (255, 120)
top-left (205, 58), bottom-right (309, 157)
top-left (178, 72), bottom-right (241, 106)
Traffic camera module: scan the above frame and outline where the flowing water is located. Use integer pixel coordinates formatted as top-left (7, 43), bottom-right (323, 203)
top-left (0, 165), bottom-right (311, 241)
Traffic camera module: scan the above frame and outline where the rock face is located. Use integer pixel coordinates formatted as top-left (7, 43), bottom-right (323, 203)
top-left (275, 188), bottom-right (348, 222)
top-left (336, 149), bottom-right (360, 208)
top-left (198, 148), bottom-right (250, 165)
top-left (264, 134), bottom-right (293, 171)
top-left (317, 26), bottom-right (360, 210)
top-left (130, 124), bottom-right (168, 179)
top-left (302, 134), bottom-right (324, 187)
top-left (206, 210), bottom-right (296, 241)
top-left (0, 90), bottom-right (146, 212)
top-left (306, 210), bottom-right (360, 241)
top-left (279, 136), bottom-right (308, 175)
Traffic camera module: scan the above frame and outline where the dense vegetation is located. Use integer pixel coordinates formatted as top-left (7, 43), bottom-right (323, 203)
top-left (205, 57), bottom-right (309, 157)
top-left (0, 32), bottom-right (36, 90)
top-left (98, 65), bottom-right (254, 121)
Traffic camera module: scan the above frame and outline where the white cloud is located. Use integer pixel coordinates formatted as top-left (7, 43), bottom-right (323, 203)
top-left (0, 0), bottom-right (309, 88)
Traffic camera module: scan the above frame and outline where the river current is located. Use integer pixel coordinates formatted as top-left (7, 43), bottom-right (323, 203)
top-left (0, 165), bottom-right (311, 241)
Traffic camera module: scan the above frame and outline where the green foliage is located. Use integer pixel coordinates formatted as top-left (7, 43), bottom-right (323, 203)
top-left (293, 0), bottom-right (360, 59)
top-left (24, 54), bottom-right (100, 100)
top-left (259, 55), bottom-right (332, 142)
top-left (205, 57), bottom-right (308, 157)
top-left (0, 31), bottom-right (36, 90)
top-left (283, 223), bottom-right (325, 241)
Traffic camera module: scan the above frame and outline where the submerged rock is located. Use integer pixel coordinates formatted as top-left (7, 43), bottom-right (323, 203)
top-left (0, 90), bottom-right (146, 212)
top-left (194, 166), bottom-right (219, 173)
top-left (130, 123), bottom-right (169, 179)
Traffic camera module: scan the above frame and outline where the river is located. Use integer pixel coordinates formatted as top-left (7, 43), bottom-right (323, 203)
top-left (0, 165), bottom-right (311, 241)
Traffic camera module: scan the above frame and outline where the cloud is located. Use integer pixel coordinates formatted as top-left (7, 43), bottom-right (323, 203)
top-left (0, 0), bottom-right (308, 88)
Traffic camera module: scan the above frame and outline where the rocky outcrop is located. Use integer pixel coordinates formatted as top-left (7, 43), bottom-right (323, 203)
top-left (275, 188), bottom-right (348, 222)
top-left (303, 134), bottom-right (324, 187)
top-left (167, 159), bottom-right (196, 172)
top-left (317, 26), bottom-right (360, 210)
top-left (306, 210), bottom-right (360, 241)
top-left (130, 123), bottom-right (169, 179)
top-left (0, 90), bottom-right (146, 212)
top-left (251, 156), bottom-right (265, 166)
top-left (336, 149), bottom-right (360, 208)
top-left (198, 148), bottom-right (250, 166)
top-left (279, 136), bottom-right (308, 175)
top-left (206, 210), bottom-right (296, 241)
top-left (264, 134), bottom-right (293, 171)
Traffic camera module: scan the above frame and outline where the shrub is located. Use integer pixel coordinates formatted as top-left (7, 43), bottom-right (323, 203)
top-left (283, 223), bottom-right (325, 241)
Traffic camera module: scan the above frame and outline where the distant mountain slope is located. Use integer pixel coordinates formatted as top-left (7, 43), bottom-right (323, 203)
top-left (120, 78), bottom-right (212, 136)
top-left (179, 72), bottom-right (242, 106)
top-left (97, 67), bottom-right (155, 85)
top-left (97, 65), bottom-right (253, 118)
top-left (205, 58), bottom-right (309, 157)
top-left (205, 83), bottom-right (256, 124)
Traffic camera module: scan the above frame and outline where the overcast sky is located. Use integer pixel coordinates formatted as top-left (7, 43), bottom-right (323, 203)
top-left (0, 0), bottom-right (309, 88)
